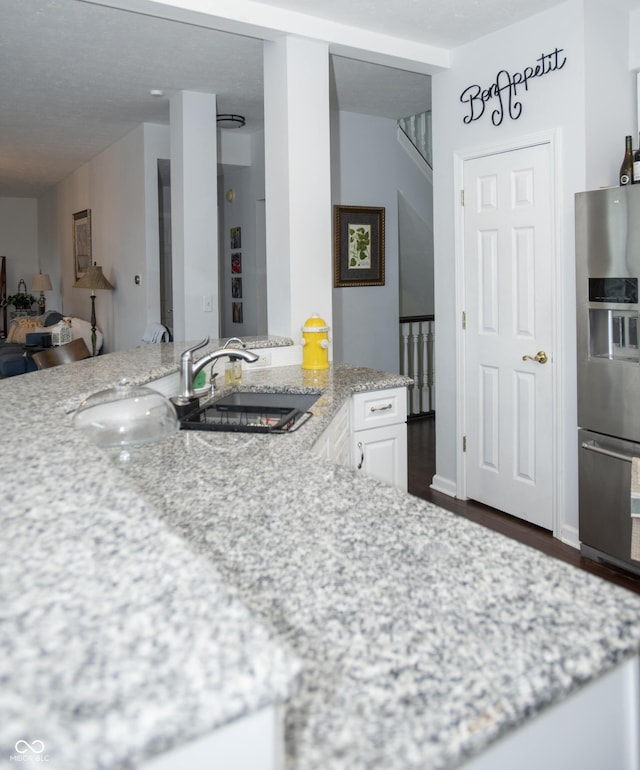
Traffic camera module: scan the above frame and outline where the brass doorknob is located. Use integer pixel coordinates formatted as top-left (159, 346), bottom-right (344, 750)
top-left (522, 350), bottom-right (548, 364)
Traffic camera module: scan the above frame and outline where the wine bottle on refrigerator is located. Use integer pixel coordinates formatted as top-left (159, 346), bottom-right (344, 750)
top-left (620, 135), bottom-right (633, 185)
top-left (633, 134), bottom-right (640, 184)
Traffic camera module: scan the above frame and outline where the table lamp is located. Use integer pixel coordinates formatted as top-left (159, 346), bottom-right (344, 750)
top-left (31, 273), bottom-right (53, 315)
top-left (73, 265), bottom-right (114, 356)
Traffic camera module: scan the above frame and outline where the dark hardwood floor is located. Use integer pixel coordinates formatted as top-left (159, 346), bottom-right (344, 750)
top-left (408, 414), bottom-right (640, 596)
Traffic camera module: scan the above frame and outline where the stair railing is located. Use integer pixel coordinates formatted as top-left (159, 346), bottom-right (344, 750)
top-left (400, 315), bottom-right (435, 417)
top-left (397, 110), bottom-right (432, 169)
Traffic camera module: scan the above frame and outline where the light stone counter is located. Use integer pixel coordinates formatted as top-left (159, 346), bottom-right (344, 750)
top-left (1, 341), bottom-right (640, 769)
top-left (0, 339), bottom-right (300, 769)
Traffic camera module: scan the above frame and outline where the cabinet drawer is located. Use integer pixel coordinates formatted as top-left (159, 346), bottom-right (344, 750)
top-left (351, 387), bottom-right (406, 431)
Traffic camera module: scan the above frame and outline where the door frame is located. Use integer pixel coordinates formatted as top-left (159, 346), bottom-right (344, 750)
top-left (453, 128), bottom-right (565, 539)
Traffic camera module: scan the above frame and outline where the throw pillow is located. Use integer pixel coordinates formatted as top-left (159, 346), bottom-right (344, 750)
top-left (7, 318), bottom-right (44, 344)
top-left (44, 311), bottom-right (63, 327)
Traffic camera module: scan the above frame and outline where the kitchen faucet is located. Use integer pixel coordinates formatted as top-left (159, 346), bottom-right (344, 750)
top-left (172, 337), bottom-right (258, 406)
top-left (222, 337), bottom-right (244, 349)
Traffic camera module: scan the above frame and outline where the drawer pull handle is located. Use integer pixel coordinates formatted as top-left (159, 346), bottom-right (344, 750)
top-left (357, 441), bottom-right (364, 469)
top-left (370, 403), bottom-right (393, 413)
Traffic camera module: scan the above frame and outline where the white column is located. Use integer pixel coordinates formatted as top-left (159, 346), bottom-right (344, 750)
top-left (263, 36), bottom-right (332, 343)
top-left (170, 90), bottom-right (219, 342)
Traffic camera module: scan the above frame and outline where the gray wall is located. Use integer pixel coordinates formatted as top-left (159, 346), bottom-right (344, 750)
top-left (331, 110), bottom-right (433, 374)
top-left (398, 189), bottom-right (433, 317)
top-left (0, 198), bottom-right (39, 319)
top-left (37, 123), bottom-right (170, 353)
top-left (14, 110), bottom-right (433, 361)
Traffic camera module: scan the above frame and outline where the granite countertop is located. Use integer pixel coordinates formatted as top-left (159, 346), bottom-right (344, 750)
top-left (0, 339), bottom-right (302, 769)
top-left (1, 341), bottom-right (640, 769)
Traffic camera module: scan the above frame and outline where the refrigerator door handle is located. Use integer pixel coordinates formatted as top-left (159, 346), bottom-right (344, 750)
top-left (581, 440), bottom-right (635, 463)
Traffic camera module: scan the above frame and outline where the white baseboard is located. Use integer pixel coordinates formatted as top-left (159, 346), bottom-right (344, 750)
top-left (429, 473), bottom-right (582, 551)
top-left (430, 474), bottom-right (457, 498)
top-left (559, 523), bottom-right (580, 550)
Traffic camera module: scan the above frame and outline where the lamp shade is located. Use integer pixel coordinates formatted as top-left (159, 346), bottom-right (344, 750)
top-left (73, 265), bottom-right (114, 291)
top-left (31, 273), bottom-right (52, 292)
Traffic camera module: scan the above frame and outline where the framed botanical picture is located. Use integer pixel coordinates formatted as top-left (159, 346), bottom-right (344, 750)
top-left (232, 301), bottom-right (243, 323)
top-left (231, 252), bottom-right (242, 274)
top-left (73, 209), bottom-right (92, 281)
top-left (231, 276), bottom-right (242, 299)
top-left (230, 227), bottom-right (241, 250)
top-left (333, 205), bottom-right (385, 287)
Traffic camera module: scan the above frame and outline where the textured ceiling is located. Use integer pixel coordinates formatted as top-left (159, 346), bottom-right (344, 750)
top-left (0, 0), bottom-right (577, 198)
top-left (255, 0), bottom-right (568, 48)
top-left (0, 0), bottom-right (266, 197)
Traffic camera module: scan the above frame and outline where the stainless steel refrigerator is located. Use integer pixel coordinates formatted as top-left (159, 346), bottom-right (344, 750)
top-left (576, 184), bottom-right (640, 576)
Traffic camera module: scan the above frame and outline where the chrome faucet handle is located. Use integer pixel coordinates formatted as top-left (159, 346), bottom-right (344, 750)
top-left (182, 337), bottom-right (210, 361)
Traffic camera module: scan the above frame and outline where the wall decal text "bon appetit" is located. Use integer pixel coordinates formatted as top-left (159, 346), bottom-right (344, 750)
top-left (459, 47), bottom-right (567, 126)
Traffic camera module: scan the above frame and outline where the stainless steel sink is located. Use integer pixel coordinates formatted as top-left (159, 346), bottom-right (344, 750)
top-left (212, 391), bottom-right (320, 412)
top-left (180, 390), bottom-right (320, 433)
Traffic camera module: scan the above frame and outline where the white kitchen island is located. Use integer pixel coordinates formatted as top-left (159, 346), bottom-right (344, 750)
top-left (1, 339), bottom-right (639, 770)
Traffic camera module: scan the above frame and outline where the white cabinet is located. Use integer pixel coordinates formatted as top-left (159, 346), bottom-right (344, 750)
top-left (461, 656), bottom-right (639, 770)
top-left (312, 397), bottom-right (351, 467)
top-left (140, 705), bottom-right (283, 770)
top-left (313, 387), bottom-right (407, 490)
top-left (351, 388), bottom-right (407, 491)
top-left (352, 424), bottom-right (407, 490)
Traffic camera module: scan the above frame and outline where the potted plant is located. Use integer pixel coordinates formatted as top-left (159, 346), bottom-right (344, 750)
top-left (3, 291), bottom-right (36, 315)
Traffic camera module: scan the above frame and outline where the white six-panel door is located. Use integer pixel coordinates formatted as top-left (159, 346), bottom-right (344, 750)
top-left (463, 142), bottom-right (553, 529)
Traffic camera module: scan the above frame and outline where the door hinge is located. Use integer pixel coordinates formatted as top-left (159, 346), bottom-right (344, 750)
top-left (461, 189), bottom-right (465, 206)
top-left (463, 436), bottom-right (467, 452)
top-left (462, 311), bottom-right (466, 330)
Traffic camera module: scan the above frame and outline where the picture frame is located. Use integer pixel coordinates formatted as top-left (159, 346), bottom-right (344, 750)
top-left (73, 209), bottom-right (92, 281)
top-left (334, 205), bottom-right (385, 287)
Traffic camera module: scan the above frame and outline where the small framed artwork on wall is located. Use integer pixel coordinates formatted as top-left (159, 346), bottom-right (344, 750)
top-left (231, 277), bottom-right (242, 299)
top-left (232, 301), bottom-right (243, 323)
top-left (231, 253), bottom-right (242, 274)
top-left (230, 227), bottom-right (241, 250)
top-left (333, 204), bottom-right (385, 287)
top-left (73, 209), bottom-right (92, 281)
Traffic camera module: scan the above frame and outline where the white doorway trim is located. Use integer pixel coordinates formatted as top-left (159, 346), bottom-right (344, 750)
top-left (453, 128), bottom-right (565, 540)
